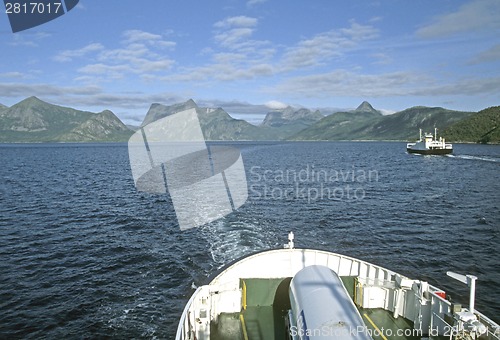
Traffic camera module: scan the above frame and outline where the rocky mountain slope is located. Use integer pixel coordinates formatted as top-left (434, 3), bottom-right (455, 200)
top-left (141, 99), bottom-right (275, 140)
top-left (0, 97), bottom-right (133, 142)
top-left (0, 97), bottom-right (496, 143)
top-left (292, 103), bottom-right (473, 141)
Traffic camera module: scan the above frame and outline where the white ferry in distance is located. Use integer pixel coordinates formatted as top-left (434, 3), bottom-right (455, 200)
top-left (176, 233), bottom-right (499, 340)
top-left (407, 128), bottom-right (453, 155)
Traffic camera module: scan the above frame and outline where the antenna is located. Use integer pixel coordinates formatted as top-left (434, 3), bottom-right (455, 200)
top-left (447, 271), bottom-right (477, 313)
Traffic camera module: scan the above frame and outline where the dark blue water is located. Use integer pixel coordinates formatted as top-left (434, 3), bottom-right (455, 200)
top-left (0, 142), bottom-right (499, 339)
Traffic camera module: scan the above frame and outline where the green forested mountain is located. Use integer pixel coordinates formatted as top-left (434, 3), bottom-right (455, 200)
top-left (0, 97), bottom-right (497, 143)
top-left (443, 106), bottom-right (500, 144)
top-left (290, 109), bottom-right (381, 140)
top-left (366, 106), bottom-right (473, 141)
top-left (260, 106), bottom-right (324, 137)
top-left (292, 105), bottom-right (473, 141)
top-left (0, 97), bottom-right (133, 142)
top-left (58, 110), bottom-right (135, 142)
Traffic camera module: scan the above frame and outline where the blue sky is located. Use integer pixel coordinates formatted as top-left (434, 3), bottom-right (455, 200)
top-left (1, 0), bottom-right (499, 124)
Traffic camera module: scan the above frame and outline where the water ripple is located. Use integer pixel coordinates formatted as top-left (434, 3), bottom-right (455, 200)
top-left (0, 142), bottom-right (498, 339)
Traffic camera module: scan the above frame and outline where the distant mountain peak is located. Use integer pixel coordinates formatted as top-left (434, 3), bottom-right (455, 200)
top-left (261, 106), bottom-right (323, 128)
top-left (354, 101), bottom-right (377, 113)
top-left (98, 109), bottom-right (118, 118)
top-left (16, 96), bottom-right (47, 107)
top-left (185, 98), bottom-right (198, 108)
top-left (0, 96), bottom-right (133, 142)
top-left (141, 99), bottom-right (199, 127)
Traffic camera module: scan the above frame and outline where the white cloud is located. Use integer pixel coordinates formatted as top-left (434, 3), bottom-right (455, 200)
top-left (174, 19), bottom-right (381, 84)
top-left (371, 52), bottom-right (392, 65)
top-left (6, 32), bottom-right (51, 48)
top-left (171, 15), bottom-right (274, 82)
top-left (340, 20), bottom-right (379, 41)
top-left (173, 60), bottom-right (273, 82)
top-left (417, 0), bottom-right (500, 38)
top-left (78, 63), bottom-right (131, 79)
top-left (265, 100), bottom-right (288, 110)
top-left (215, 27), bottom-right (255, 47)
top-left (122, 29), bottom-right (176, 48)
top-left (53, 43), bottom-right (104, 62)
top-left (280, 21), bottom-right (378, 70)
top-left (123, 30), bottom-right (162, 42)
top-left (269, 70), bottom-right (431, 97)
top-left (98, 43), bottom-right (149, 62)
top-left (214, 16), bottom-right (258, 29)
top-left (213, 16), bottom-right (259, 50)
top-left (469, 44), bottom-right (500, 64)
top-left (269, 70), bottom-right (500, 98)
top-left (212, 52), bottom-right (247, 63)
top-left (78, 56), bottom-right (174, 80)
top-left (411, 76), bottom-right (500, 96)
top-left (246, 0), bottom-right (267, 7)
top-left (0, 83), bottom-right (101, 97)
top-left (71, 30), bottom-right (175, 82)
top-left (379, 108), bottom-right (396, 115)
top-left (137, 59), bottom-right (175, 72)
top-left (0, 72), bottom-right (27, 79)
top-left (369, 16), bottom-right (383, 23)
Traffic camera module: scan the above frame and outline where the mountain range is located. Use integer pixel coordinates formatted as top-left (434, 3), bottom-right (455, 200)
top-left (0, 96), bottom-right (133, 142)
top-left (291, 102), bottom-right (476, 141)
top-left (0, 96), bottom-right (498, 143)
top-left (140, 99), bottom-right (324, 141)
top-left (141, 99), bottom-right (273, 140)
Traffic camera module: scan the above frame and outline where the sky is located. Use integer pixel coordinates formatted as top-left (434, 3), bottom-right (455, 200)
top-left (0, 0), bottom-right (499, 125)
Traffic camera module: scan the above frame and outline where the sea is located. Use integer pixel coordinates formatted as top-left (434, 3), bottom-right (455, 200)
top-left (0, 141), bottom-right (499, 339)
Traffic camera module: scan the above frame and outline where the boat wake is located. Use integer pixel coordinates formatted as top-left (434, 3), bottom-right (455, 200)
top-left (201, 217), bottom-right (278, 270)
top-left (447, 154), bottom-right (500, 163)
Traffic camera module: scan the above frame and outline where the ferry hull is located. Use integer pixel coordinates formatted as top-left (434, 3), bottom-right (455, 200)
top-left (176, 246), bottom-right (499, 340)
top-left (407, 148), bottom-right (452, 155)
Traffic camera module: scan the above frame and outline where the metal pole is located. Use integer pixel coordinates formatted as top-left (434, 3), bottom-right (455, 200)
top-left (468, 275), bottom-right (477, 313)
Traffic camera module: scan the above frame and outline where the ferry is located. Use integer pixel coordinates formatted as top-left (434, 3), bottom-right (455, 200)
top-left (176, 233), bottom-right (499, 340)
top-left (407, 128), bottom-right (453, 155)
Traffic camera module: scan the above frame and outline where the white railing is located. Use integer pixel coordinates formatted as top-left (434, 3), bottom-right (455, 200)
top-left (175, 248), bottom-right (499, 340)
top-left (175, 287), bottom-right (201, 340)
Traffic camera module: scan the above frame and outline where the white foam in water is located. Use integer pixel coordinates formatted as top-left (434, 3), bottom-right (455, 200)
top-left (450, 154), bottom-right (499, 163)
top-left (201, 218), bottom-right (275, 268)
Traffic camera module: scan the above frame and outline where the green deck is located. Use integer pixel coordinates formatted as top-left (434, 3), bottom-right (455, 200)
top-left (211, 277), bottom-right (446, 340)
top-left (211, 278), bottom-right (290, 339)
